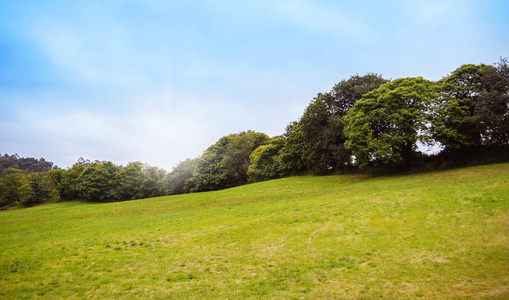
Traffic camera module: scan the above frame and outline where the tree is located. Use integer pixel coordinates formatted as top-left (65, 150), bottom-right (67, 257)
top-left (76, 162), bottom-right (120, 202)
top-left (432, 64), bottom-right (485, 151)
top-left (164, 158), bottom-right (196, 195)
top-left (281, 73), bottom-right (388, 174)
top-left (46, 164), bottom-right (86, 201)
top-left (326, 73), bottom-right (390, 118)
top-left (344, 77), bottom-right (438, 170)
top-left (115, 162), bottom-right (145, 200)
top-left (0, 154), bottom-right (53, 174)
top-left (248, 137), bottom-right (285, 182)
top-left (0, 168), bottom-right (28, 208)
top-left (19, 172), bottom-right (52, 207)
top-left (139, 165), bottom-right (166, 198)
top-left (431, 59), bottom-right (509, 160)
top-left (223, 131), bottom-right (270, 184)
top-left (189, 131), bottom-right (269, 192)
top-left (476, 58), bottom-right (509, 146)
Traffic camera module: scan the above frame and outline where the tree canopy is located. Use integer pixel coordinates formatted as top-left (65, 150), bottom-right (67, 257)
top-left (280, 73), bottom-right (389, 174)
top-left (344, 77), bottom-right (438, 170)
top-left (188, 131), bottom-right (269, 192)
top-left (2, 58), bottom-right (508, 209)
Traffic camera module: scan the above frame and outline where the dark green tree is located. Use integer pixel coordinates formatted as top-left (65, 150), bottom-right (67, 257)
top-left (115, 162), bottom-right (145, 200)
top-left (0, 168), bottom-right (28, 208)
top-left (76, 162), bottom-right (120, 202)
top-left (223, 131), bottom-right (270, 184)
top-left (431, 59), bottom-right (509, 162)
top-left (46, 164), bottom-right (86, 201)
top-left (477, 58), bottom-right (509, 146)
top-left (432, 64), bottom-right (485, 151)
top-left (281, 73), bottom-right (388, 174)
top-left (0, 154), bottom-right (53, 174)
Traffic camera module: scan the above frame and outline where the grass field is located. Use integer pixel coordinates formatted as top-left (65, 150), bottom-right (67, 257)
top-left (1, 163), bottom-right (508, 299)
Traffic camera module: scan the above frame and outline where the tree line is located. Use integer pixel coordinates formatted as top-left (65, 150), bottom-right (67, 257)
top-left (1, 58), bottom-right (508, 209)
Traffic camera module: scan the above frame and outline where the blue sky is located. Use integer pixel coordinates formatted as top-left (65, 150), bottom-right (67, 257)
top-left (1, 0), bottom-right (508, 170)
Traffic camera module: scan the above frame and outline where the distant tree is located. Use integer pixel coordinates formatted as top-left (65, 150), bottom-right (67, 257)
top-left (189, 131), bottom-right (269, 192)
top-left (0, 168), bottom-right (28, 208)
top-left (326, 73), bottom-right (390, 118)
top-left (344, 77), bottom-right (438, 170)
top-left (115, 162), bottom-right (145, 200)
top-left (164, 158), bottom-right (196, 195)
top-left (0, 154), bottom-right (53, 174)
top-left (139, 165), bottom-right (166, 198)
top-left (279, 122), bottom-right (307, 175)
top-left (46, 164), bottom-right (86, 201)
top-left (20, 172), bottom-right (51, 207)
top-left (76, 157), bottom-right (92, 167)
top-left (76, 162), bottom-right (120, 202)
top-left (223, 131), bottom-right (270, 184)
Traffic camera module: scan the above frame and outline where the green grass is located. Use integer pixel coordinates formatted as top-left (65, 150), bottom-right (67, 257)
top-left (1, 164), bottom-right (508, 299)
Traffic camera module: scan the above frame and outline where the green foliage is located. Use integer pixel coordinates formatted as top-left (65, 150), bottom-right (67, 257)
top-left (19, 172), bottom-right (52, 207)
top-left (189, 131), bottom-right (269, 192)
top-left (281, 73), bottom-right (388, 174)
top-left (138, 165), bottom-right (166, 198)
top-left (0, 154), bottom-right (54, 174)
top-left (164, 158), bottom-right (196, 195)
top-left (0, 168), bottom-right (28, 208)
top-left (2, 60), bottom-right (507, 206)
top-left (431, 59), bottom-right (509, 160)
top-left (247, 137), bottom-right (285, 182)
top-left (115, 162), bottom-right (146, 200)
top-left (76, 162), bottom-right (120, 202)
top-left (344, 77), bottom-right (438, 170)
top-left (328, 73), bottom-right (390, 118)
top-left (432, 64), bottom-right (485, 150)
top-left (476, 58), bottom-right (509, 146)
top-left (50, 164), bottom-right (87, 201)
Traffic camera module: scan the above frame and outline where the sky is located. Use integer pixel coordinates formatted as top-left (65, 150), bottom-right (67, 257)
top-left (1, 0), bottom-right (508, 171)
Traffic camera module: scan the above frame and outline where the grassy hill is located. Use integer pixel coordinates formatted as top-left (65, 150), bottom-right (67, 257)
top-left (1, 164), bottom-right (508, 299)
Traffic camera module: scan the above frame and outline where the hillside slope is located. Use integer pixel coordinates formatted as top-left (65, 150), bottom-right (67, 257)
top-left (1, 164), bottom-right (508, 298)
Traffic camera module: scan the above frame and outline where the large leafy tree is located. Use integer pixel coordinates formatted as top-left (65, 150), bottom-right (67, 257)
top-left (281, 73), bottom-right (388, 174)
top-left (477, 58), bottom-right (509, 146)
top-left (344, 77), bottom-right (438, 170)
top-left (432, 59), bottom-right (509, 157)
top-left (432, 64), bottom-right (485, 151)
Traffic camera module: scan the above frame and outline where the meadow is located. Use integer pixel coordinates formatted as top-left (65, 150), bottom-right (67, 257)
top-left (1, 163), bottom-right (508, 299)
